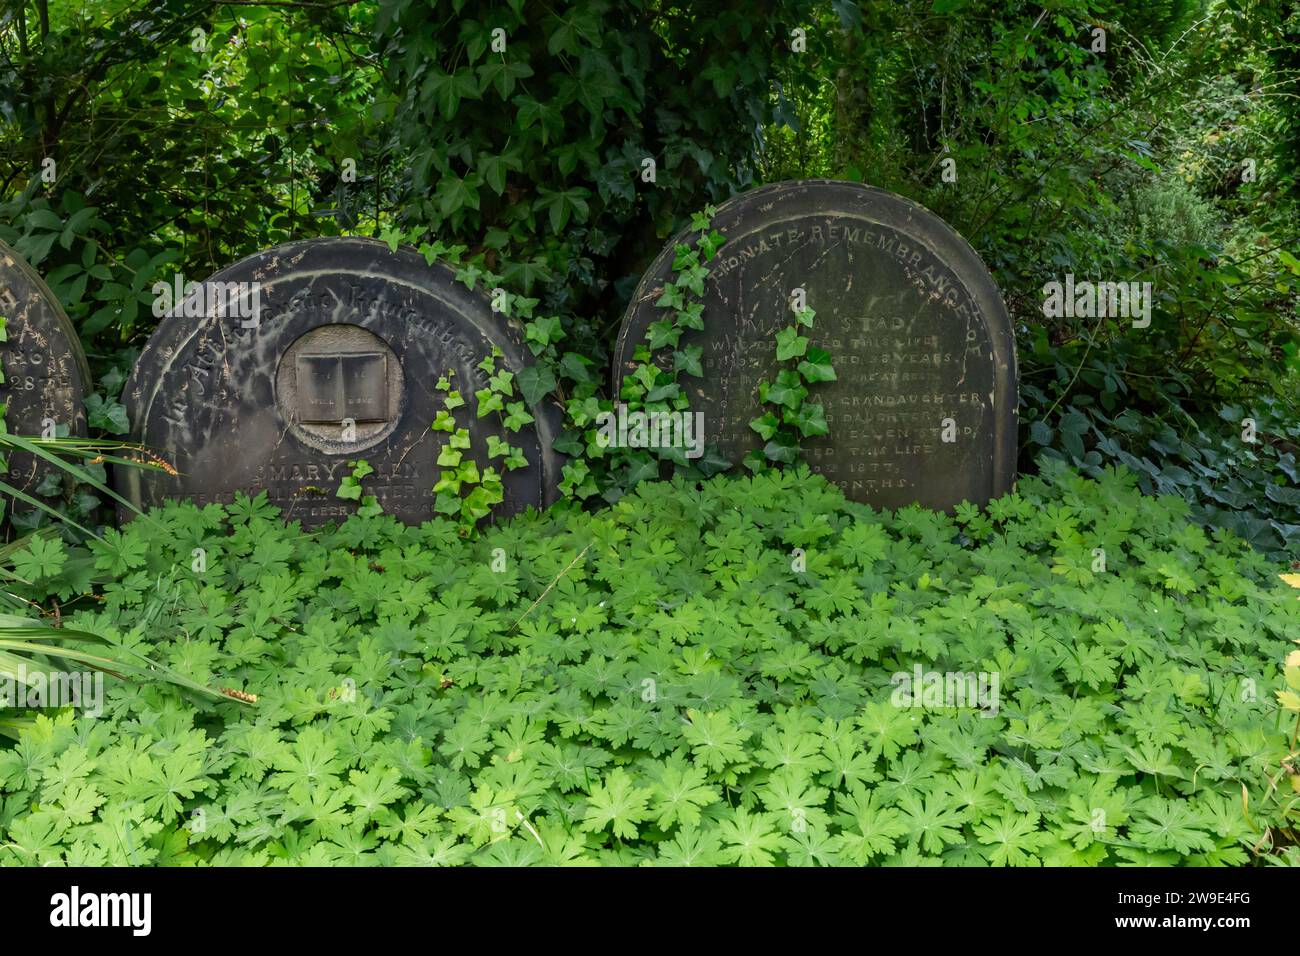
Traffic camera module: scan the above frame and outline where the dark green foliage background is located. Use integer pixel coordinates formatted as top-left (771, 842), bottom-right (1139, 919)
top-left (1, 0), bottom-right (1297, 539)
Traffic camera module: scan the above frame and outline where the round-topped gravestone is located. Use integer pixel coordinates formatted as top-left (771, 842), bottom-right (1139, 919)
top-left (0, 238), bottom-right (91, 509)
top-left (119, 237), bottom-right (563, 527)
top-left (614, 180), bottom-right (1017, 511)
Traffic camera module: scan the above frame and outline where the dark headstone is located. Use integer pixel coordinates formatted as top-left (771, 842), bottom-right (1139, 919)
top-left (614, 180), bottom-right (1017, 510)
top-left (0, 238), bottom-right (91, 507)
top-left (120, 237), bottom-right (562, 527)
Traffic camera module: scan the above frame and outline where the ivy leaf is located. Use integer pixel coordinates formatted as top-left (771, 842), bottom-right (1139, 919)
top-left (673, 345), bottom-right (704, 378)
top-left (763, 434), bottom-right (800, 464)
top-left (502, 401), bottom-right (536, 431)
top-left (646, 318), bottom-right (681, 350)
top-left (789, 401), bottom-right (829, 438)
top-left (514, 95), bottom-right (563, 146)
top-left (558, 352), bottom-right (593, 383)
top-left (475, 389), bottom-right (505, 417)
top-left (796, 347), bottom-right (837, 383)
top-left (750, 411), bottom-right (780, 441)
top-left (761, 370), bottom-right (807, 409)
top-left (517, 365), bottom-right (557, 405)
top-left (84, 393), bottom-right (130, 433)
top-left (775, 326), bottom-right (808, 361)
top-left (478, 154), bottom-right (513, 195)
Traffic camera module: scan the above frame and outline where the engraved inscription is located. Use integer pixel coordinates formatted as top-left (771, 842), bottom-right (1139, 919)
top-left (0, 241), bottom-right (90, 501)
top-left (696, 221), bottom-right (993, 505)
top-left (615, 183), bottom-right (1015, 511)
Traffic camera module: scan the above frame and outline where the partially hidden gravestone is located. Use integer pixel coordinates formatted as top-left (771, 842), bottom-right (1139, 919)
top-left (614, 180), bottom-right (1017, 510)
top-left (120, 237), bottom-right (562, 527)
top-left (0, 238), bottom-right (91, 507)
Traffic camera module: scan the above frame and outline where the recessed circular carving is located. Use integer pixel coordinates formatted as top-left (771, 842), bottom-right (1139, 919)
top-left (119, 237), bottom-right (564, 527)
top-left (275, 323), bottom-right (403, 454)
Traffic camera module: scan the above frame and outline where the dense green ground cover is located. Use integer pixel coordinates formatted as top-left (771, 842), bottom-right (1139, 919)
top-left (1, 464), bottom-right (1297, 866)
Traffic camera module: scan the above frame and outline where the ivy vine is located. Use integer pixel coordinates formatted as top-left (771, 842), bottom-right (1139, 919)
top-left (746, 301), bottom-right (838, 470)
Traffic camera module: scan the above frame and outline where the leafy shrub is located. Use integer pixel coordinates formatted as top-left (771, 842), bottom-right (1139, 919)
top-left (1027, 393), bottom-right (1300, 561)
top-left (0, 3), bottom-right (380, 352)
top-left (1126, 179), bottom-right (1223, 251)
top-left (756, 1), bottom-right (1300, 564)
top-left (1, 465), bottom-right (1296, 866)
top-left (1019, 222), bottom-right (1300, 563)
top-left (371, 0), bottom-right (835, 363)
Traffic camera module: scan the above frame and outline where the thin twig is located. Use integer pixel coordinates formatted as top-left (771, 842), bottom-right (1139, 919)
top-left (509, 542), bottom-right (593, 633)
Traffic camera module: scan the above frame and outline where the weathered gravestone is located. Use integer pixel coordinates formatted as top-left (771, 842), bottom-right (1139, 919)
top-left (0, 238), bottom-right (91, 508)
top-left (120, 237), bottom-right (562, 527)
top-left (614, 180), bottom-right (1017, 510)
